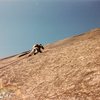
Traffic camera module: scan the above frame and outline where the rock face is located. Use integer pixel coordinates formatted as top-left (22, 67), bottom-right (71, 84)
top-left (0, 28), bottom-right (100, 100)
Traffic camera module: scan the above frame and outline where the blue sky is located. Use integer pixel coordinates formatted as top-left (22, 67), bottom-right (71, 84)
top-left (0, 0), bottom-right (100, 58)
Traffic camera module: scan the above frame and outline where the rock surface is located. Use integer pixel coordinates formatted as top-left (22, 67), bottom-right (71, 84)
top-left (0, 28), bottom-right (100, 100)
